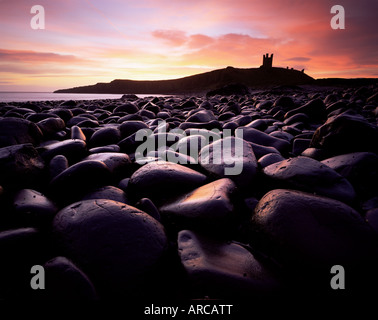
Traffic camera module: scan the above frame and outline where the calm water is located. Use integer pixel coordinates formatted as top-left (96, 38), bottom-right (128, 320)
top-left (0, 92), bottom-right (170, 103)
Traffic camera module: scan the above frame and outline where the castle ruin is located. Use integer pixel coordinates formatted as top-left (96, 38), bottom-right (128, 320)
top-left (261, 53), bottom-right (273, 68)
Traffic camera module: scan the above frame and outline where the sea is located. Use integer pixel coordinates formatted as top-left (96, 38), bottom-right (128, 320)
top-left (0, 92), bottom-right (170, 103)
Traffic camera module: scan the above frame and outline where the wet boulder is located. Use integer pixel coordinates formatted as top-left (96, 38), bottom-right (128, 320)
top-left (0, 117), bottom-right (43, 147)
top-left (310, 113), bottom-right (378, 156)
top-left (159, 178), bottom-right (237, 231)
top-left (251, 189), bottom-right (378, 290)
top-left (321, 152), bottom-right (378, 200)
top-left (0, 144), bottom-right (45, 190)
top-left (263, 156), bottom-right (356, 204)
top-left (52, 200), bottom-right (168, 298)
top-left (178, 230), bottom-right (281, 298)
top-left (199, 137), bottom-right (258, 188)
top-left (129, 161), bottom-right (207, 204)
top-left (41, 256), bottom-right (98, 300)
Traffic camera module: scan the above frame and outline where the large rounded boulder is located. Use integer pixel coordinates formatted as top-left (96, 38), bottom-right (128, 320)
top-left (52, 199), bottom-right (169, 298)
top-left (250, 189), bottom-right (378, 291)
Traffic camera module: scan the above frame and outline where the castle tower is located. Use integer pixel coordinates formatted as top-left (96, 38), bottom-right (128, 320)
top-left (262, 53), bottom-right (273, 68)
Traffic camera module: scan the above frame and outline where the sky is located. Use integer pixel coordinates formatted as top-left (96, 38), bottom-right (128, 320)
top-left (0, 0), bottom-right (377, 91)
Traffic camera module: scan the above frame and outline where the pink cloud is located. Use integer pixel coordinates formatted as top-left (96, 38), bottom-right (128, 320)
top-left (0, 49), bottom-right (85, 63)
top-left (152, 30), bottom-right (188, 46)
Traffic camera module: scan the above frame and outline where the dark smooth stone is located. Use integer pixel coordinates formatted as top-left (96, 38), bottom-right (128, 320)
top-left (37, 117), bottom-right (65, 137)
top-left (263, 156), bottom-right (356, 204)
top-left (118, 130), bottom-right (149, 155)
top-left (159, 178), bottom-right (237, 230)
top-left (117, 113), bottom-right (144, 123)
top-left (367, 92), bottom-right (378, 104)
top-left (219, 101), bottom-right (241, 115)
top-left (161, 149), bottom-right (197, 166)
top-left (292, 138), bottom-right (311, 155)
top-left (82, 186), bottom-right (129, 204)
top-left (39, 139), bottom-right (87, 163)
top-left (4, 107), bottom-right (34, 116)
top-left (70, 125), bottom-right (87, 141)
top-left (156, 111), bottom-right (170, 119)
top-left (129, 161), bottom-right (207, 204)
top-left (66, 116), bottom-right (89, 127)
top-left (121, 94), bottom-right (139, 101)
top-left (177, 230), bottom-right (281, 298)
top-left (244, 119), bottom-right (268, 131)
top-left (83, 152), bottom-right (131, 178)
top-left (187, 110), bottom-right (216, 123)
top-left (249, 142), bottom-right (280, 160)
top-left (222, 121), bottom-right (238, 131)
top-left (119, 120), bottom-right (149, 139)
top-left (151, 132), bottom-right (182, 148)
top-left (184, 128), bottom-right (221, 141)
top-left (49, 160), bottom-right (112, 204)
top-left (294, 131), bottom-right (315, 139)
top-left (0, 144), bottom-right (45, 190)
top-left (236, 127), bottom-right (290, 154)
top-left (60, 100), bottom-right (76, 107)
top-left (284, 99), bottom-right (326, 122)
top-left (114, 102), bottom-right (139, 114)
top-left (251, 189), bottom-right (378, 281)
top-left (273, 96), bottom-right (296, 110)
top-left (49, 108), bottom-right (73, 123)
top-left (258, 153), bottom-right (285, 168)
top-left (174, 135), bottom-right (208, 161)
top-left (0, 117), bottom-right (43, 147)
top-left (310, 113), bottom-right (378, 156)
top-left (301, 147), bottom-right (331, 161)
top-left (272, 110), bottom-right (285, 121)
top-left (326, 101), bottom-right (347, 114)
top-left (42, 256), bottom-right (98, 300)
top-left (135, 198), bottom-right (161, 221)
top-left (283, 113), bottom-right (310, 126)
top-left (88, 144), bottom-right (120, 154)
top-left (52, 199), bottom-right (168, 298)
top-left (117, 177), bottom-right (129, 192)
top-left (179, 120), bottom-right (222, 131)
top-left (76, 119), bottom-right (99, 128)
top-left (199, 137), bottom-right (258, 188)
top-left (88, 127), bottom-right (121, 148)
top-left (282, 125), bottom-right (302, 136)
top-left (324, 94), bottom-right (340, 105)
top-left (139, 109), bottom-right (155, 119)
top-left (218, 111), bottom-right (235, 121)
top-left (26, 113), bottom-right (60, 123)
top-left (49, 155), bottom-right (69, 179)
top-left (179, 99), bottom-right (197, 109)
top-left (321, 152), bottom-right (378, 200)
top-left (74, 113), bottom-right (98, 121)
top-left (199, 100), bottom-right (213, 110)
top-left (12, 107), bottom-right (37, 115)
top-left (269, 131), bottom-right (294, 142)
top-left (142, 102), bottom-right (161, 114)
top-left (12, 189), bottom-right (58, 228)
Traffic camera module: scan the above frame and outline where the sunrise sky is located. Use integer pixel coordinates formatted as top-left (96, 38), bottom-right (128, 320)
top-left (0, 0), bottom-right (377, 91)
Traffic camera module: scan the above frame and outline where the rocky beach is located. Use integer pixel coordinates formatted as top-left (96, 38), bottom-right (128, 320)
top-left (0, 84), bottom-right (378, 302)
